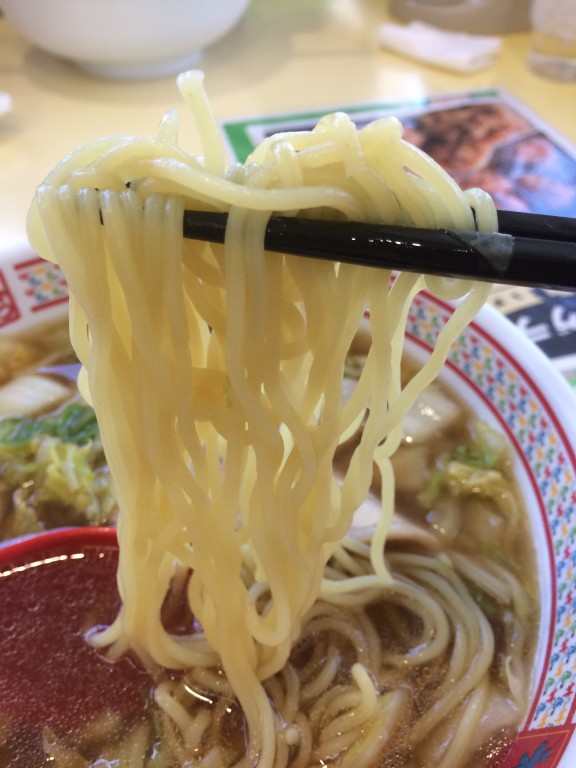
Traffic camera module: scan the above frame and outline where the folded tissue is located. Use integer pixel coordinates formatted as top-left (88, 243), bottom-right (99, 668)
top-left (377, 21), bottom-right (501, 73)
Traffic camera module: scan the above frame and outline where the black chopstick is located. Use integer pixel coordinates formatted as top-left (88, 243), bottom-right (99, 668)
top-left (182, 210), bottom-right (576, 292)
top-left (496, 210), bottom-right (576, 243)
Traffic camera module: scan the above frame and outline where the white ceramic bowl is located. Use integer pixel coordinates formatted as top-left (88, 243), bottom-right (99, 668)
top-left (0, 0), bottom-right (251, 79)
top-left (405, 291), bottom-right (576, 768)
top-left (1, 243), bottom-right (576, 765)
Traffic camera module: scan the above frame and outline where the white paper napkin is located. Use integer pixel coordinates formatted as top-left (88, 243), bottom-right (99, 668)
top-left (0, 92), bottom-right (12, 117)
top-left (377, 21), bottom-right (501, 74)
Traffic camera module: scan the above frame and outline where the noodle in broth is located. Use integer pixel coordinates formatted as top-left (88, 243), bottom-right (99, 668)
top-left (22, 70), bottom-right (536, 767)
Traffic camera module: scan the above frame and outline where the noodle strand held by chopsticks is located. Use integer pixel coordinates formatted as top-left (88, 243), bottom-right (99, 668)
top-left (27, 70), bottom-right (498, 768)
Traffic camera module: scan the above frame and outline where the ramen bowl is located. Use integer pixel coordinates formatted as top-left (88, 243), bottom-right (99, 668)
top-left (0, 240), bottom-right (575, 766)
top-left (0, 0), bottom-right (251, 80)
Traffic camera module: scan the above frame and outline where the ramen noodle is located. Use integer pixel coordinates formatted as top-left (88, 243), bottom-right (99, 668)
top-left (23, 71), bottom-right (535, 767)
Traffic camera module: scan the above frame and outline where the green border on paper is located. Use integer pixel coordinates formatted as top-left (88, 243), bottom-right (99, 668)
top-left (221, 88), bottom-right (502, 163)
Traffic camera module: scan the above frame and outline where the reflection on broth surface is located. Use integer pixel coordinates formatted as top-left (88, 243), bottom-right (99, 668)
top-left (0, 321), bottom-right (539, 768)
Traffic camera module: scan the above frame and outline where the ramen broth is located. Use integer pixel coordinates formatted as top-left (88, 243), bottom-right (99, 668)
top-left (0, 322), bottom-right (539, 767)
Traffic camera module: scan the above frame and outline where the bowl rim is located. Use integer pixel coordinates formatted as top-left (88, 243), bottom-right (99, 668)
top-left (0, 526), bottom-right (117, 562)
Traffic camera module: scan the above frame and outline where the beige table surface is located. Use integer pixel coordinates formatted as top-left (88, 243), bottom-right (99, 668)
top-left (1, 0), bottom-right (575, 257)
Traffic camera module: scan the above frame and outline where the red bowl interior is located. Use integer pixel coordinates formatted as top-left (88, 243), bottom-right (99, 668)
top-left (0, 526), bottom-right (152, 762)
